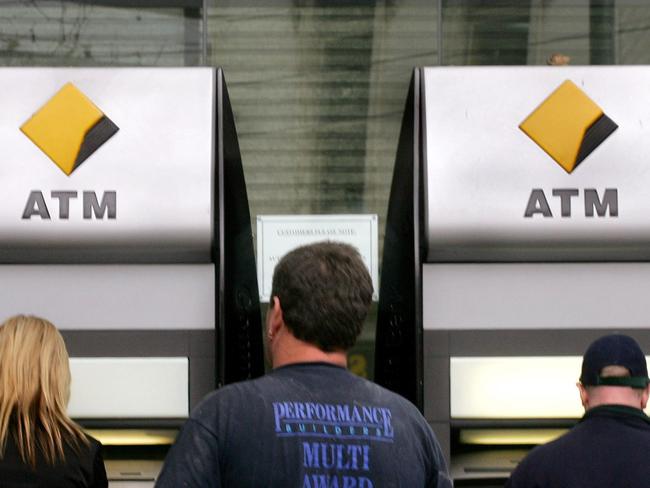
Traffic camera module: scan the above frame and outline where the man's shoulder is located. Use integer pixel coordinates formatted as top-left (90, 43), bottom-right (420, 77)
top-left (524, 423), bottom-right (588, 458)
top-left (512, 419), bottom-right (622, 473)
top-left (286, 363), bottom-right (424, 413)
top-left (354, 375), bottom-right (424, 412)
top-left (194, 374), bottom-right (274, 409)
top-left (509, 415), bottom-right (650, 487)
top-left (507, 432), bottom-right (574, 486)
top-left (194, 365), bottom-right (421, 413)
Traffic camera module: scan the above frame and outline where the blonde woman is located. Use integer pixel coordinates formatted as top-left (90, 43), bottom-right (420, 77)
top-left (0, 315), bottom-right (107, 487)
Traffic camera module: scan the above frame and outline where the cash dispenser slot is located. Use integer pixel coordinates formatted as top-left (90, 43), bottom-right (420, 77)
top-left (70, 357), bottom-right (189, 487)
top-left (450, 424), bottom-right (569, 487)
top-left (446, 355), bottom-right (645, 486)
top-left (85, 428), bottom-right (177, 487)
top-left (448, 355), bottom-right (650, 485)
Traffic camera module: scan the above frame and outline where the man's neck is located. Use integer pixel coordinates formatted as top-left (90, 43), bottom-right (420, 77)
top-left (271, 332), bottom-right (347, 369)
top-left (586, 386), bottom-right (645, 410)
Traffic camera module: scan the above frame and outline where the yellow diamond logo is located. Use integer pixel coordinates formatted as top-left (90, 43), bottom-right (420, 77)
top-left (520, 80), bottom-right (617, 173)
top-left (20, 83), bottom-right (118, 176)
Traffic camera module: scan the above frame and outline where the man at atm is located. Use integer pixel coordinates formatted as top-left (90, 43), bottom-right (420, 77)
top-left (156, 241), bottom-right (451, 487)
top-left (506, 334), bottom-right (650, 488)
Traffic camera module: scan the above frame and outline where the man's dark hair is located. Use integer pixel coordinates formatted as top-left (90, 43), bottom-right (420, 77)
top-left (270, 241), bottom-right (373, 352)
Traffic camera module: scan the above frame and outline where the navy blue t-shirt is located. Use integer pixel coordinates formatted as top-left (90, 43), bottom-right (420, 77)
top-left (506, 405), bottom-right (650, 488)
top-left (156, 362), bottom-right (451, 488)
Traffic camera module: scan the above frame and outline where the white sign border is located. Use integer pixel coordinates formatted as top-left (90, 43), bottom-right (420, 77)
top-left (257, 214), bottom-right (379, 303)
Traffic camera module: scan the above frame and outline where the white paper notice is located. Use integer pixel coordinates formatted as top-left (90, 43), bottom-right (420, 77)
top-left (257, 215), bottom-right (379, 302)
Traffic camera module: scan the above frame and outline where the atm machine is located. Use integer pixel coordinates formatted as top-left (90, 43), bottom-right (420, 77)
top-left (376, 66), bottom-right (650, 486)
top-left (0, 67), bottom-right (262, 486)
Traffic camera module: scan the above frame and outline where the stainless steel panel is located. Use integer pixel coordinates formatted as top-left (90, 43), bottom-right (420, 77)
top-left (449, 357), bottom-right (584, 419)
top-left (451, 449), bottom-right (523, 485)
top-left (0, 264), bottom-right (215, 329)
top-left (423, 66), bottom-right (650, 261)
top-left (107, 459), bottom-right (162, 488)
top-left (69, 358), bottom-right (189, 419)
top-left (0, 68), bottom-right (214, 263)
top-left (110, 483), bottom-right (154, 488)
top-left (423, 262), bottom-right (650, 330)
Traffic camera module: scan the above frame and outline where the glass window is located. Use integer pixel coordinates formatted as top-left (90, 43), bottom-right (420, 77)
top-left (209, 1), bottom-right (437, 220)
top-left (208, 1), bottom-right (439, 366)
top-left (0, 2), bottom-right (201, 66)
top-left (441, 1), bottom-right (650, 66)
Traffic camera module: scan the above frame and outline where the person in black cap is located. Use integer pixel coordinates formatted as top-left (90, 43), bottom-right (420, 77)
top-left (506, 333), bottom-right (650, 488)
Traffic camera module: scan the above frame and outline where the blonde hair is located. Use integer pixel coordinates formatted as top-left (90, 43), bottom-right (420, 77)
top-left (0, 315), bottom-right (87, 467)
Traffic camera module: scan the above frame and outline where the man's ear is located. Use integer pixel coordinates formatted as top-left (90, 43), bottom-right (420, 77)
top-left (641, 384), bottom-right (650, 410)
top-left (577, 382), bottom-right (589, 409)
top-left (267, 296), bottom-right (284, 339)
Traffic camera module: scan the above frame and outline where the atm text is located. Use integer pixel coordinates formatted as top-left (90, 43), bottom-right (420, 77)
top-left (524, 188), bottom-right (618, 218)
top-left (22, 191), bottom-right (117, 220)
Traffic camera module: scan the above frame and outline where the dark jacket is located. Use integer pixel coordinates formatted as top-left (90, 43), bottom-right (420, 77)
top-left (0, 431), bottom-right (107, 488)
top-left (506, 405), bottom-right (650, 488)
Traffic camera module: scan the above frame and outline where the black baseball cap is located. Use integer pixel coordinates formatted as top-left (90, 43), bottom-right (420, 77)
top-left (580, 334), bottom-right (650, 389)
